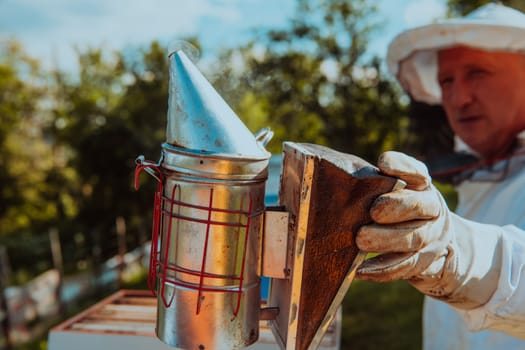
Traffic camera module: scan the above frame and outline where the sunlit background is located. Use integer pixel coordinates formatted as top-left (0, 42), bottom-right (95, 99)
top-left (0, 0), bottom-right (447, 72)
top-left (1, 0), bottom-right (514, 349)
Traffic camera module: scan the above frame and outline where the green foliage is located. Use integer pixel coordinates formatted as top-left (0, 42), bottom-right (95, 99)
top-left (342, 280), bottom-right (424, 350)
top-left (212, 0), bottom-right (409, 161)
top-left (0, 40), bottom-right (173, 279)
top-left (0, 41), bottom-right (54, 234)
top-left (435, 181), bottom-right (458, 211)
top-left (447, 0), bottom-right (525, 15)
top-left (43, 42), bottom-right (172, 272)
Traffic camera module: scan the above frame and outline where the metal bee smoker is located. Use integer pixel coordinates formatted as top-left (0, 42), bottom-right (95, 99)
top-left (135, 49), bottom-right (401, 350)
top-left (135, 49), bottom-right (272, 349)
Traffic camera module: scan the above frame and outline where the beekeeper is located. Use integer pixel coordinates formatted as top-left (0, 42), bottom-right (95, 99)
top-left (355, 3), bottom-right (525, 349)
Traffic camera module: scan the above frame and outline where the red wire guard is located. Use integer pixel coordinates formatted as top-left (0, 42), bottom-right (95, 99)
top-left (135, 162), bottom-right (254, 317)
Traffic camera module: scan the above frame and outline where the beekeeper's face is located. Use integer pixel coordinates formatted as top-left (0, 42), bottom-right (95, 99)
top-left (437, 46), bottom-right (525, 158)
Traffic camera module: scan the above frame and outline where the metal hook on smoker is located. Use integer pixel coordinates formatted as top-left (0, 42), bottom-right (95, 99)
top-left (254, 127), bottom-right (274, 147)
top-left (135, 155), bottom-right (163, 186)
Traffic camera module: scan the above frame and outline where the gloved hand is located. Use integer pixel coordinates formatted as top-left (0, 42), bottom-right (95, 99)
top-left (356, 151), bottom-right (503, 309)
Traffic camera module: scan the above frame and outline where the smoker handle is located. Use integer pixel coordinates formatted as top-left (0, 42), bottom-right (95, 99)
top-left (134, 155), bottom-right (163, 188)
top-left (254, 127), bottom-right (274, 147)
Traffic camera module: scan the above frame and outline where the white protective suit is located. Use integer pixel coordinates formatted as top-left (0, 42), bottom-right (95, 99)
top-left (423, 132), bottom-right (525, 349)
top-left (380, 3), bottom-right (525, 348)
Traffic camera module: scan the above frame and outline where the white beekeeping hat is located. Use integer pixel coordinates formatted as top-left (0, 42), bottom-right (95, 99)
top-left (387, 3), bottom-right (525, 104)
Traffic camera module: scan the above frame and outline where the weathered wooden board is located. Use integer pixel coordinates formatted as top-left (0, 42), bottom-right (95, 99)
top-left (48, 289), bottom-right (341, 350)
top-left (269, 142), bottom-right (401, 350)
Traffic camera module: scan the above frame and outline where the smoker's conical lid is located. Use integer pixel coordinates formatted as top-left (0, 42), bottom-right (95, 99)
top-left (166, 50), bottom-right (269, 159)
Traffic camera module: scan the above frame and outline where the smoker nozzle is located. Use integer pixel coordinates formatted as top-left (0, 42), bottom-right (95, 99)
top-left (166, 50), bottom-right (270, 160)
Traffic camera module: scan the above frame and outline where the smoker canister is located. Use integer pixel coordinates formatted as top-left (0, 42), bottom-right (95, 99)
top-left (156, 143), bottom-right (269, 349)
top-left (135, 49), bottom-right (273, 349)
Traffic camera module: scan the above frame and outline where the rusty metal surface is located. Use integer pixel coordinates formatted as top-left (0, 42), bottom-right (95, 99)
top-left (269, 142), bottom-right (400, 350)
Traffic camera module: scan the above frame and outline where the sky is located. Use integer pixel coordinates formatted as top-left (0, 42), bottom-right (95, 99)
top-left (0, 0), bottom-right (447, 73)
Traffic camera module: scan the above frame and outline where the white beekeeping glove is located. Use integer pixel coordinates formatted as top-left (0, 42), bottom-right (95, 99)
top-left (356, 151), bottom-right (503, 309)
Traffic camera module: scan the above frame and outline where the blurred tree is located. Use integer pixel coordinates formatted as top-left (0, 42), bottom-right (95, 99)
top-left (213, 0), bottom-right (409, 161)
top-left (0, 41), bottom-right (54, 235)
top-left (48, 48), bottom-right (125, 266)
top-left (0, 38), bottom-right (199, 278)
top-left (0, 41), bottom-right (74, 279)
top-left (0, 42), bottom-right (28, 230)
top-left (447, 0), bottom-right (525, 15)
top-left (48, 42), bottom-right (172, 265)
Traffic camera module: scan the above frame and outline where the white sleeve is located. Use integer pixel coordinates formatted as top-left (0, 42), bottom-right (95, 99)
top-left (457, 225), bottom-right (525, 339)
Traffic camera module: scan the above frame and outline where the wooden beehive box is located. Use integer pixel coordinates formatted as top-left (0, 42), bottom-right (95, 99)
top-left (48, 289), bottom-right (341, 350)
